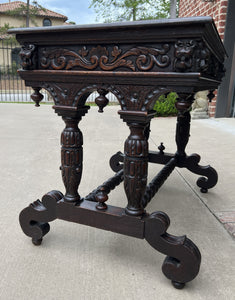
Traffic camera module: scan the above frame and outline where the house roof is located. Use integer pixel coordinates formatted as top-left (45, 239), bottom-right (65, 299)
top-left (0, 1), bottom-right (68, 21)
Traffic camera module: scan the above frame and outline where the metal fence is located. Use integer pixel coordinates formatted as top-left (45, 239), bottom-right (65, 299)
top-left (0, 39), bottom-right (118, 104)
top-left (0, 39), bottom-right (50, 103)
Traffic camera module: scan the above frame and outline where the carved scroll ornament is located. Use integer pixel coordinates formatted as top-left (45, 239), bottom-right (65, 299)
top-left (39, 44), bottom-right (171, 71)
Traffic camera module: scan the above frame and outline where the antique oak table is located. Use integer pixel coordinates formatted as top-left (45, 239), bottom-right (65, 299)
top-left (10, 17), bottom-right (226, 289)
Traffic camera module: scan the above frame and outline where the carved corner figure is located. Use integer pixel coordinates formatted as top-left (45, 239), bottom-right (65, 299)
top-left (191, 90), bottom-right (209, 119)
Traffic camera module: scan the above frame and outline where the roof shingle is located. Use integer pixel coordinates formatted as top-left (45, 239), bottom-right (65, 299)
top-left (0, 1), bottom-right (68, 20)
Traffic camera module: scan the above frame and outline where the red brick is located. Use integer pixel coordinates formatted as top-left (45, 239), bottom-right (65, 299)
top-left (220, 6), bottom-right (228, 14)
top-left (215, 211), bottom-right (235, 223)
top-left (219, 21), bottom-right (226, 27)
top-left (220, 0), bottom-right (228, 6)
top-left (205, 4), bottom-right (210, 11)
top-left (209, 108), bottom-right (216, 113)
top-left (209, 101), bottom-right (216, 106)
top-left (219, 14), bottom-right (227, 21)
top-left (208, 8), bottom-right (213, 15)
top-left (209, 112), bottom-right (215, 117)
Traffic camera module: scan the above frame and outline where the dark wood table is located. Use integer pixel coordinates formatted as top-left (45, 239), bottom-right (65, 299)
top-left (10, 17), bottom-right (226, 289)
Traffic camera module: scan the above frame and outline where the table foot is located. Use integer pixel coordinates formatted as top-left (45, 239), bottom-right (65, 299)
top-left (171, 281), bottom-right (185, 289)
top-left (19, 190), bottom-right (63, 245)
top-left (32, 237), bottom-right (43, 246)
top-left (144, 211), bottom-right (201, 288)
top-left (182, 154), bottom-right (218, 192)
top-left (19, 194), bottom-right (201, 287)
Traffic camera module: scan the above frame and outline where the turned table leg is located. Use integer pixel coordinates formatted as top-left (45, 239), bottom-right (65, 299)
top-left (119, 111), bottom-right (155, 216)
top-left (124, 122), bottom-right (148, 216)
top-left (174, 94), bottom-right (218, 192)
top-left (175, 93), bottom-right (193, 165)
top-left (19, 106), bottom-right (89, 244)
top-left (60, 117), bottom-right (83, 202)
top-left (55, 106), bottom-right (90, 202)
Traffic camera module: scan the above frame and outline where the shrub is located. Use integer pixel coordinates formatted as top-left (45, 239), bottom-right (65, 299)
top-left (153, 92), bottom-right (178, 117)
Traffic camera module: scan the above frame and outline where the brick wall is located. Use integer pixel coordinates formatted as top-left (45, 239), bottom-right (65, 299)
top-left (179, 0), bottom-right (228, 116)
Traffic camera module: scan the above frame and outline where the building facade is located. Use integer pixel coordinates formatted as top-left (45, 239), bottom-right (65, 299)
top-left (179, 0), bottom-right (235, 117)
top-left (0, 1), bottom-right (68, 71)
top-left (0, 1), bottom-right (68, 28)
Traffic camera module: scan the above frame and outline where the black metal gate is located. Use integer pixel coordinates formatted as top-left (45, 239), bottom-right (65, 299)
top-left (0, 39), bottom-right (118, 104)
top-left (0, 39), bottom-right (50, 103)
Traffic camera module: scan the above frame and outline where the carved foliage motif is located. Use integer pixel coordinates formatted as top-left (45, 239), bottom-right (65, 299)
top-left (107, 85), bottom-right (169, 111)
top-left (21, 40), bottom-right (224, 80)
top-left (42, 82), bottom-right (169, 112)
top-left (42, 83), bottom-right (90, 106)
top-left (19, 44), bottom-right (37, 70)
top-left (39, 44), bottom-right (171, 72)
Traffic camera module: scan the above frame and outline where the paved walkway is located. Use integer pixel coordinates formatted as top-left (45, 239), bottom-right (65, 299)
top-left (0, 103), bottom-right (234, 300)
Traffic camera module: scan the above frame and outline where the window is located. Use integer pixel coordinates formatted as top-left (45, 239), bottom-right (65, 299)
top-left (43, 18), bottom-right (52, 26)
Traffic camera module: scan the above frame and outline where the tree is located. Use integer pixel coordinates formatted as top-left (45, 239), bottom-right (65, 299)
top-left (170, 0), bottom-right (178, 18)
top-left (5, 0), bottom-right (46, 27)
top-left (0, 23), bottom-right (12, 35)
top-left (90, 0), bottom-right (179, 22)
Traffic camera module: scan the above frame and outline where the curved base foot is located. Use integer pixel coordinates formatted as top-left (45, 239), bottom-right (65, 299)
top-left (172, 281), bottom-right (185, 289)
top-left (200, 187), bottom-right (208, 193)
top-left (145, 211), bottom-right (201, 287)
top-left (32, 237), bottom-right (43, 246)
top-left (180, 154), bottom-right (218, 191)
top-left (19, 190), bottom-right (64, 244)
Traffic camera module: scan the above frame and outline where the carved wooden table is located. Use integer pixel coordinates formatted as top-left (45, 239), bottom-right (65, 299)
top-left (10, 17), bottom-right (226, 289)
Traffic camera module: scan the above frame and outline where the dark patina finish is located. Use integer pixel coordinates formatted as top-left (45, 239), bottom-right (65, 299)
top-left (9, 17), bottom-right (226, 289)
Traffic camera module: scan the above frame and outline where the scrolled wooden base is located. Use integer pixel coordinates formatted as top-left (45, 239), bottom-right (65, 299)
top-left (183, 153), bottom-right (218, 192)
top-left (111, 150), bottom-right (218, 194)
top-left (19, 190), bottom-right (63, 245)
top-left (20, 194), bottom-right (201, 287)
top-left (145, 212), bottom-right (201, 287)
